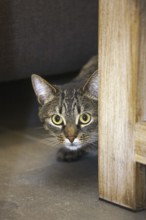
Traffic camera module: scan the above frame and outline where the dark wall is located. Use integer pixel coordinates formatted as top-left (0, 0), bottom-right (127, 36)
top-left (0, 0), bottom-right (97, 81)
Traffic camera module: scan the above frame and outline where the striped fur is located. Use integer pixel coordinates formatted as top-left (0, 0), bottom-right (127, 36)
top-left (31, 56), bottom-right (98, 161)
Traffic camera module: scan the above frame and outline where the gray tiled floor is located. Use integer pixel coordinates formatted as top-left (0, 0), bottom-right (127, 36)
top-left (0, 77), bottom-right (146, 220)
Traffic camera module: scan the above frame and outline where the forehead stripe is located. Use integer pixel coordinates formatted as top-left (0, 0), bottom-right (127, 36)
top-left (59, 91), bottom-right (65, 114)
top-left (59, 89), bottom-right (81, 115)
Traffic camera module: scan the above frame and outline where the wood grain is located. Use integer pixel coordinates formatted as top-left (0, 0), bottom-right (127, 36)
top-left (98, 0), bottom-right (146, 210)
top-left (137, 0), bottom-right (146, 121)
top-left (135, 123), bottom-right (146, 164)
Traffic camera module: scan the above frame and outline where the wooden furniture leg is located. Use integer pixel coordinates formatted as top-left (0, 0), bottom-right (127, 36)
top-left (98, 0), bottom-right (146, 210)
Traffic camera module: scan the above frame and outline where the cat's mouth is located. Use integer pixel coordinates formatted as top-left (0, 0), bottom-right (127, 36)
top-left (65, 138), bottom-right (82, 151)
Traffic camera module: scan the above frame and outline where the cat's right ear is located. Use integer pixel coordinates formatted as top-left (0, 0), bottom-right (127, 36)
top-left (31, 74), bottom-right (58, 105)
top-left (82, 70), bottom-right (98, 100)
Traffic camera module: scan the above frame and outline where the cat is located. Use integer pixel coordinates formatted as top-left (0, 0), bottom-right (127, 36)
top-left (31, 55), bottom-right (98, 161)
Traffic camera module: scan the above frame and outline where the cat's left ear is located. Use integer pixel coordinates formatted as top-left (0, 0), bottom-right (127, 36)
top-left (31, 74), bottom-right (58, 105)
top-left (82, 70), bottom-right (98, 100)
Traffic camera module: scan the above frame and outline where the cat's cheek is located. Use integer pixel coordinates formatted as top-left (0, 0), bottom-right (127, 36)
top-left (43, 124), bottom-right (49, 130)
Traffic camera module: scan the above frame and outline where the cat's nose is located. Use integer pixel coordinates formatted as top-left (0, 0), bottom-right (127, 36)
top-left (67, 136), bottom-right (76, 143)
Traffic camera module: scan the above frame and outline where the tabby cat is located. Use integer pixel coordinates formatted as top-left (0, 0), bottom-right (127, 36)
top-left (31, 56), bottom-right (98, 161)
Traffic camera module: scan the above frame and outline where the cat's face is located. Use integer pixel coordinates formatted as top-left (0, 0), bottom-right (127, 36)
top-left (31, 72), bottom-right (98, 150)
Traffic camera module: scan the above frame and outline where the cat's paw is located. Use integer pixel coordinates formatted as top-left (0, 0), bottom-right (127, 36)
top-left (57, 147), bottom-right (86, 162)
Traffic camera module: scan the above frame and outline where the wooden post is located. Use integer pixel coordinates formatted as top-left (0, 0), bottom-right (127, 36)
top-left (137, 0), bottom-right (146, 122)
top-left (98, 0), bottom-right (146, 210)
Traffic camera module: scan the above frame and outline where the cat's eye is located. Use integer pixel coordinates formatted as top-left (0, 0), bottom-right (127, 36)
top-left (51, 114), bottom-right (63, 125)
top-left (79, 113), bottom-right (91, 124)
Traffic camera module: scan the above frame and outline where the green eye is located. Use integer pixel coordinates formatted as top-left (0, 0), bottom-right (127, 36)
top-left (79, 113), bottom-right (91, 124)
top-left (51, 114), bottom-right (63, 125)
